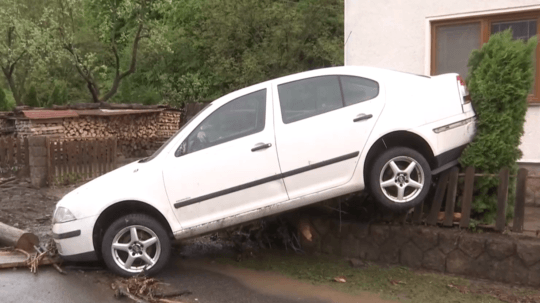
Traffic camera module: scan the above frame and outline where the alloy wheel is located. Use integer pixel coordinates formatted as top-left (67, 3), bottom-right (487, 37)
top-left (379, 156), bottom-right (424, 203)
top-left (111, 225), bottom-right (161, 273)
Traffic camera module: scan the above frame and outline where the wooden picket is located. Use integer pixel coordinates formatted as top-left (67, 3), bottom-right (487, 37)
top-left (47, 137), bottom-right (117, 186)
top-left (0, 137), bottom-right (29, 177)
top-left (419, 166), bottom-right (529, 233)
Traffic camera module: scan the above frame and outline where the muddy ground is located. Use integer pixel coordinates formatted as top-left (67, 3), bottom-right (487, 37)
top-left (0, 178), bottom-right (74, 242)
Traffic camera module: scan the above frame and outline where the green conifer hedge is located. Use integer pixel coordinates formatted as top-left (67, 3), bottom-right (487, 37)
top-left (460, 29), bottom-right (537, 223)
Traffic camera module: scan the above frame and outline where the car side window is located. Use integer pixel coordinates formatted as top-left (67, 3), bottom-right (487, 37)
top-left (177, 89), bottom-right (266, 156)
top-left (340, 76), bottom-right (379, 106)
top-left (278, 76), bottom-right (343, 124)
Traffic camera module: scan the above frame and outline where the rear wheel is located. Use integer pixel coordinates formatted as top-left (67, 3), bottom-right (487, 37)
top-left (101, 214), bottom-right (171, 277)
top-left (368, 147), bottom-right (431, 212)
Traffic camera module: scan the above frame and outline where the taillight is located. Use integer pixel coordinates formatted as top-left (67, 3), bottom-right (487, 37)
top-left (457, 75), bottom-right (470, 104)
top-left (457, 75), bottom-right (465, 86)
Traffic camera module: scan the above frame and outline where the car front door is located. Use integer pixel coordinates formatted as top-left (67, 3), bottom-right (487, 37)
top-left (272, 74), bottom-right (384, 199)
top-left (162, 85), bottom-right (288, 228)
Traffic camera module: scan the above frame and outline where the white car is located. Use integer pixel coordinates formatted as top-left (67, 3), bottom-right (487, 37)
top-left (52, 66), bottom-right (476, 276)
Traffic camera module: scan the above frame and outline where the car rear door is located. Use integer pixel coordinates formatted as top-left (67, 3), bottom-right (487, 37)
top-left (272, 74), bottom-right (384, 199)
top-left (162, 84), bottom-right (288, 228)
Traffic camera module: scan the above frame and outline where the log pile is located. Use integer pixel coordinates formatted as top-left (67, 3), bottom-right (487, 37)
top-left (0, 118), bottom-right (14, 137)
top-left (61, 111), bottom-right (180, 157)
top-left (157, 111), bottom-right (181, 139)
top-left (13, 120), bottom-right (64, 137)
top-left (5, 108), bottom-right (181, 157)
top-left (0, 118), bottom-right (9, 130)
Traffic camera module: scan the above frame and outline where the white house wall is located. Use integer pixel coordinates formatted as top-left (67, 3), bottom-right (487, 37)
top-left (345, 0), bottom-right (540, 163)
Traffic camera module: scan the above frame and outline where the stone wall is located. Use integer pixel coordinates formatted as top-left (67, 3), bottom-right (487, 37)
top-left (521, 163), bottom-right (540, 207)
top-left (28, 137), bottom-right (48, 188)
top-left (302, 217), bottom-right (540, 287)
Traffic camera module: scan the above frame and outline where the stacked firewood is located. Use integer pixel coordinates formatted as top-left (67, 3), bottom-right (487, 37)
top-left (62, 112), bottom-right (177, 157)
top-left (27, 123), bottom-right (64, 137)
top-left (0, 118), bottom-right (9, 130)
top-left (12, 120), bottom-right (63, 137)
top-left (63, 114), bottom-right (162, 139)
top-left (157, 111), bottom-right (181, 139)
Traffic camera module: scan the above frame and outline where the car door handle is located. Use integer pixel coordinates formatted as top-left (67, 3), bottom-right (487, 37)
top-left (353, 114), bottom-right (373, 123)
top-left (251, 143), bottom-right (272, 152)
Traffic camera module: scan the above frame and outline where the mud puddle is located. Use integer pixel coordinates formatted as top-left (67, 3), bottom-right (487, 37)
top-left (182, 259), bottom-right (393, 303)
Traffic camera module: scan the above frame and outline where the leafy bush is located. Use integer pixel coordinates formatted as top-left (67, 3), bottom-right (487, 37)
top-left (460, 29), bottom-right (537, 223)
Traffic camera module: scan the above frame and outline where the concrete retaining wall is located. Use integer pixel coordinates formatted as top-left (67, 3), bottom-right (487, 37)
top-left (303, 218), bottom-right (540, 286)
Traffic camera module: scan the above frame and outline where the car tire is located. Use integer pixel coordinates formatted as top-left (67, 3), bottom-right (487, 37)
top-left (368, 147), bottom-right (431, 212)
top-left (101, 213), bottom-right (171, 277)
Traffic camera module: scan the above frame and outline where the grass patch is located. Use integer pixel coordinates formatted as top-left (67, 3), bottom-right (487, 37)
top-left (217, 251), bottom-right (507, 303)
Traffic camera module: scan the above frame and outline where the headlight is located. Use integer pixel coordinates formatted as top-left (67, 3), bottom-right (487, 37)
top-left (52, 207), bottom-right (76, 224)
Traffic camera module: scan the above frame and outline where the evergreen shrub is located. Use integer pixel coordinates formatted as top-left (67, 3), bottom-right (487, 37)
top-left (460, 29), bottom-right (537, 223)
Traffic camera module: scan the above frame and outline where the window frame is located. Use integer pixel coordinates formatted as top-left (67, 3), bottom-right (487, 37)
top-left (431, 10), bottom-right (540, 104)
top-left (277, 75), bottom-right (380, 124)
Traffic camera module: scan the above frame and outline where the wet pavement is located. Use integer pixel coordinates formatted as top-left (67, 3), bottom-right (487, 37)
top-left (0, 239), bottom-right (391, 303)
top-left (0, 267), bottom-right (116, 303)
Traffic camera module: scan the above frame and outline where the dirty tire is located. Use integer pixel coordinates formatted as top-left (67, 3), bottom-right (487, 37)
top-left (368, 147), bottom-right (431, 212)
top-left (101, 214), bottom-right (171, 277)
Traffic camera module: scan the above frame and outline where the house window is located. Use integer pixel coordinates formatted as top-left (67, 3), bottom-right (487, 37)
top-left (435, 23), bottom-right (481, 78)
top-left (431, 11), bottom-right (540, 104)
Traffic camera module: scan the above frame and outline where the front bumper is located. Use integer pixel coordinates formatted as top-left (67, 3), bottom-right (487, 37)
top-left (52, 215), bottom-right (98, 262)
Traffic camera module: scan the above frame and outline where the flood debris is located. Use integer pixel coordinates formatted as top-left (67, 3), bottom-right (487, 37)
top-left (226, 216), bottom-right (305, 259)
top-left (10, 240), bottom-right (63, 274)
top-left (333, 276), bottom-right (347, 283)
top-left (0, 177), bottom-right (16, 186)
top-left (0, 234), bottom-right (63, 274)
top-left (112, 276), bottom-right (191, 303)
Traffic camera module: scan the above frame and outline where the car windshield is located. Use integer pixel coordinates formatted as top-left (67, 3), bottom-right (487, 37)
top-left (139, 103), bottom-right (213, 163)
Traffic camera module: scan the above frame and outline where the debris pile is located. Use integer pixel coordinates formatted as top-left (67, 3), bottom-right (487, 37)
top-left (112, 276), bottom-right (190, 303)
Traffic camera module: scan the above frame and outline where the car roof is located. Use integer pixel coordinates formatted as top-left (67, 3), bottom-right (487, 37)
top-left (211, 66), bottom-right (430, 106)
top-left (271, 66), bottom-right (430, 83)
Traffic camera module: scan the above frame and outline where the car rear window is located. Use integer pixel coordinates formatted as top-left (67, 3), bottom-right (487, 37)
top-left (278, 76), bottom-right (343, 124)
top-left (340, 76), bottom-right (379, 106)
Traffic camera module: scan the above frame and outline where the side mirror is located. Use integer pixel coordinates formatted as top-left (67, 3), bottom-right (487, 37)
top-left (175, 140), bottom-right (188, 157)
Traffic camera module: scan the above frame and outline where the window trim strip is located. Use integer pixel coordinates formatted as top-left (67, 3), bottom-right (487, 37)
top-left (174, 151), bottom-right (360, 209)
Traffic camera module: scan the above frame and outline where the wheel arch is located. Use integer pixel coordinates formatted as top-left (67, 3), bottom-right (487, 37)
top-left (363, 131), bottom-right (436, 186)
top-left (92, 200), bottom-right (174, 260)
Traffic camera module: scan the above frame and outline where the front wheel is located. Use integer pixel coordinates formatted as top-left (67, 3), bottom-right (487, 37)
top-left (101, 214), bottom-right (171, 277)
top-left (368, 147), bottom-right (431, 212)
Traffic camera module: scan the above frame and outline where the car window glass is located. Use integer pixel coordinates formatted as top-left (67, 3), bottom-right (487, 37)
top-left (340, 76), bottom-right (379, 106)
top-left (278, 76), bottom-right (343, 124)
top-left (178, 89), bottom-right (266, 156)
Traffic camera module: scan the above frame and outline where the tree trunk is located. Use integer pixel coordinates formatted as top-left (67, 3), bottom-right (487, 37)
top-left (1, 68), bottom-right (22, 105)
top-left (87, 82), bottom-right (101, 103)
top-left (0, 222), bottom-right (39, 252)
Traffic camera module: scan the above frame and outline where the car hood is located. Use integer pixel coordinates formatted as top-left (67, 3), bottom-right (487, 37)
top-left (56, 160), bottom-right (142, 218)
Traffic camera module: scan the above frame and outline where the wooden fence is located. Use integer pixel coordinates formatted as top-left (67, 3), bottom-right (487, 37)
top-left (413, 166), bottom-right (529, 233)
top-left (0, 137), bottom-right (29, 177)
top-left (47, 137), bottom-right (117, 186)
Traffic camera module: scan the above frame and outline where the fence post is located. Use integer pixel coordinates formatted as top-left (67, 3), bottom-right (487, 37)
top-left (6, 137), bottom-right (13, 165)
top-left (443, 167), bottom-right (460, 227)
top-left (512, 168), bottom-right (528, 233)
top-left (28, 137), bottom-right (48, 188)
top-left (495, 168), bottom-right (510, 232)
top-left (460, 167), bottom-right (475, 228)
top-left (112, 138), bottom-right (117, 169)
top-left (0, 137), bottom-right (5, 167)
top-left (427, 170), bottom-right (450, 225)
